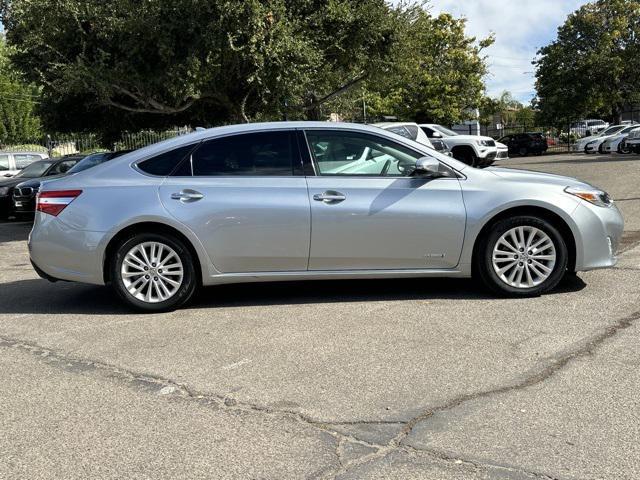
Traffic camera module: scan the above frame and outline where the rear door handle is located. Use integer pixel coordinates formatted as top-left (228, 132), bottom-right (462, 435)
top-left (313, 191), bottom-right (346, 203)
top-left (171, 189), bottom-right (204, 203)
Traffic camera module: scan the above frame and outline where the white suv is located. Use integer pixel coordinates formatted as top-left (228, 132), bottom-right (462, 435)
top-left (570, 119), bottom-right (609, 138)
top-left (0, 151), bottom-right (49, 177)
top-left (419, 124), bottom-right (499, 167)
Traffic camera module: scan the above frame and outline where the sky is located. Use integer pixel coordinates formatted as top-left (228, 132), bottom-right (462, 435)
top-left (425, 0), bottom-right (588, 103)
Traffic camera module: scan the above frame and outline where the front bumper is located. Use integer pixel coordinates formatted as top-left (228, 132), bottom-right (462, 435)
top-left (12, 194), bottom-right (36, 213)
top-left (573, 201), bottom-right (624, 271)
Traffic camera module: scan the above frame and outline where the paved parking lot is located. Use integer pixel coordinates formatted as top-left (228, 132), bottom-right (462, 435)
top-left (1, 153), bottom-right (639, 480)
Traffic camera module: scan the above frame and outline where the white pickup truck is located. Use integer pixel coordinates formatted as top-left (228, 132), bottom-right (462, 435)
top-left (419, 124), bottom-right (503, 167)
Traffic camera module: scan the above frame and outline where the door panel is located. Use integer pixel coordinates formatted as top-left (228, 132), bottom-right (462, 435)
top-left (306, 176), bottom-right (466, 270)
top-left (156, 130), bottom-right (310, 274)
top-left (160, 177), bottom-right (310, 273)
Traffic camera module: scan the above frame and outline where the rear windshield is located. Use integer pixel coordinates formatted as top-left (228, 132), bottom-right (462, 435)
top-left (15, 161), bottom-right (54, 178)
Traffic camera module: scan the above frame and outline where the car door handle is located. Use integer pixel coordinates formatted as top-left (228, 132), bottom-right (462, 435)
top-left (313, 191), bottom-right (346, 203)
top-left (171, 189), bottom-right (204, 203)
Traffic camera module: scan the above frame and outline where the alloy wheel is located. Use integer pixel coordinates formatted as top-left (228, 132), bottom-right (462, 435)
top-left (491, 226), bottom-right (556, 289)
top-left (121, 241), bottom-right (184, 303)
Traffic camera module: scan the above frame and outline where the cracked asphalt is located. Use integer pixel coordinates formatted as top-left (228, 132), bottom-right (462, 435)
top-left (1, 153), bottom-right (639, 480)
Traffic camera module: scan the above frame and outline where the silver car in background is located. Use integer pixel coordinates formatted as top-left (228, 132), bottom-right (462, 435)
top-left (29, 122), bottom-right (623, 311)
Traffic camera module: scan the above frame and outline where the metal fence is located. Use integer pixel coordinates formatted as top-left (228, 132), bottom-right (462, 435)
top-left (0, 127), bottom-right (193, 157)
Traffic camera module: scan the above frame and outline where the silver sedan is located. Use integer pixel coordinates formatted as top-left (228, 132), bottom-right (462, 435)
top-left (28, 122), bottom-right (624, 311)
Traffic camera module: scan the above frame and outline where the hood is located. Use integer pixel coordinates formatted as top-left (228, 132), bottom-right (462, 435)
top-left (486, 167), bottom-right (590, 188)
top-left (495, 141), bottom-right (507, 149)
top-left (0, 176), bottom-right (27, 188)
top-left (448, 134), bottom-right (495, 143)
top-left (15, 174), bottom-right (66, 189)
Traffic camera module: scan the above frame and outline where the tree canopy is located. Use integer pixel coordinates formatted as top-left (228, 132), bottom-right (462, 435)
top-left (1, 0), bottom-right (491, 133)
top-left (534, 0), bottom-right (640, 125)
top-left (0, 35), bottom-right (41, 144)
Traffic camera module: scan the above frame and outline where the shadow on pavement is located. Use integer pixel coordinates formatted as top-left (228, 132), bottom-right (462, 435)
top-left (518, 155), bottom-right (640, 167)
top-left (0, 274), bottom-right (587, 315)
top-left (0, 220), bottom-right (32, 244)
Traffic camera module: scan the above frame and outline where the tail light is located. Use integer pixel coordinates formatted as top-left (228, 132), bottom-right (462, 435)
top-left (36, 190), bottom-right (83, 216)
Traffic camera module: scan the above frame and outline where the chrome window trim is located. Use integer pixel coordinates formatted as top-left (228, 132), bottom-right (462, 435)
top-left (301, 127), bottom-right (464, 180)
top-left (131, 128), bottom-right (303, 179)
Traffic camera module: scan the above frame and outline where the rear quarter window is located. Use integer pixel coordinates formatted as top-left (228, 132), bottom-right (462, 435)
top-left (137, 144), bottom-right (198, 176)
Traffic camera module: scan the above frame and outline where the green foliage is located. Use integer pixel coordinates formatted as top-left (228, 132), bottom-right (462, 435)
top-left (1, 0), bottom-right (396, 131)
top-left (362, 6), bottom-right (493, 125)
top-left (534, 0), bottom-right (640, 125)
top-left (0, 35), bottom-right (42, 145)
top-left (480, 91), bottom-right (537, 128)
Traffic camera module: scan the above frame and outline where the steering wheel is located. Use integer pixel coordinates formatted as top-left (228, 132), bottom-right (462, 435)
top-left (380, 159), bottom-right (392, 176)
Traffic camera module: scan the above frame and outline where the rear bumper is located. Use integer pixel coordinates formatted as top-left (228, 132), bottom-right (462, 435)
top-left (28, 213), bottom-right (106, 285)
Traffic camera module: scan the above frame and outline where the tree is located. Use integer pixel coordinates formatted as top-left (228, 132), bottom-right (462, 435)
top-left (1, 0), bottom-right (397, 132)
top-left (360, 6), bottom-right (493, 125)
top-left (480, 91), bottom-right (537, 128)
top-left (534, 0), bottom-right (640, 125)
top-left (0, 35), bottom-right (41, 145)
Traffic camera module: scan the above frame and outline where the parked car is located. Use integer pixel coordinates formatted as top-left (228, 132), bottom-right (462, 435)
top-left (419, 124), bottom-right (498, 167)
top-left (622, 126), bottom-right (640, 153)
top-left (599, 125), bottom-right (640, 153)
top-left (498, 133), bottom-right (548, 156)
top-left (0, 151), bottom-right (49, 177)
top-left (28, 122), bottom-right (622, 311)
top-left (569, 119), bottom-right (609, 138)
top-left (0, 156), bottom-right (82, 219)
top-left (374, 122), bottom-right (434, 147)
top-left (13, 151), bottom-right (132, 216)
top-left (573, 125), bottom-right (627, 152)
top-left (584, 124), bottom-right (639, 154)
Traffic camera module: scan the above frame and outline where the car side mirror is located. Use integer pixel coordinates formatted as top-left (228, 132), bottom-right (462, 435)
top-left (411, 156), bottom-right (444, 177)
top-left (431, 132), bottom-right (443, 139)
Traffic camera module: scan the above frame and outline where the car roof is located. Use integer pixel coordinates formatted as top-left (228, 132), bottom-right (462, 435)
top-left (373, 122), bottom-right (419, 128)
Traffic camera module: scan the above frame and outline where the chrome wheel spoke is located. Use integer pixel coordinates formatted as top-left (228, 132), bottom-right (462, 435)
top-left (492, 226), bottom-right (556, 289)
top-left (121, 241), bottom-right (184, 303)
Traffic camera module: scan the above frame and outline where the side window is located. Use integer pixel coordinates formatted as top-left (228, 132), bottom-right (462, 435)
top-left (137, 144), bottom-right (197, 176)
top-left (14, 154), bottom-right (41, 169)
top-left (386, 126), bottom-right (412, 140)
top-left (404, 125), bottom-right (419, 140)
top-left (50, 160), bottom-right (77, 174)
top-left (191, 131), bottom-right (295, 176)
top-left (0, 154), bottom-right (9, 171)
top-left (305, 130), bottom-right (425, 177)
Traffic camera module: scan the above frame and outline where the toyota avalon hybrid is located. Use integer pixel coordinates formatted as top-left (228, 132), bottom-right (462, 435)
top-left (28, 122), bottom-right (623, 311)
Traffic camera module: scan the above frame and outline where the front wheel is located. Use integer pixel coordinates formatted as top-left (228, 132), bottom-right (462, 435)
top-left (475, 216), bottom-right (568, 297)
top-left (110, 233), bottom-right (198, 311)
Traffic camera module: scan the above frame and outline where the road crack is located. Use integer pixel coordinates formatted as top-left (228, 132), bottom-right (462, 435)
top-left (2, 308), bottom-right (639, 479)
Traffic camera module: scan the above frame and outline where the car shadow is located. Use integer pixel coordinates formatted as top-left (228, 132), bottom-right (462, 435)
top-left (0, 274), bottom-right (587, 315)
top-left (520, 155), bottom-right (640, 166)
top-left (0, 219), bottom-right (32, 244)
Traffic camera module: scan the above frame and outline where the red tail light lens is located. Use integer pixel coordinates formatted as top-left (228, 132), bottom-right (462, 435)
top-left (36, 190), bottom-right (83, 216)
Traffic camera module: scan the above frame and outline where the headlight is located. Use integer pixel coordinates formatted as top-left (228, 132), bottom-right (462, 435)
top-left (565, 186), bottom-right (613, 207)
top-left (0, 186), bottom-right (9, 196)
top-left (475, 139), bottom-right (492, 147)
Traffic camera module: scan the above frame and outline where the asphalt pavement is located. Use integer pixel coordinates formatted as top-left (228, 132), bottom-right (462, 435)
top-left (1, 152), bottom-right (639, 479)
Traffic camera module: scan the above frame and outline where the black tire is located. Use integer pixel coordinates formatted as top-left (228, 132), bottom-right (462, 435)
top-left (474, 216), bottom-right (568, 297)
top-left (453, 148), bottom-right (478, 167)
top-left (518, 146), bottom-right (528, 157)
top-left (109, 232), bottom-right (198, 312)
top-left (598, 143), bottom-right (604, 154)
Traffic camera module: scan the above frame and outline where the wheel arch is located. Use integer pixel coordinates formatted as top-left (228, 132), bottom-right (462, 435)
top-left (471, 205), bottom-right (577, 273)
top-left (102, 221), bottom-right (204, 285)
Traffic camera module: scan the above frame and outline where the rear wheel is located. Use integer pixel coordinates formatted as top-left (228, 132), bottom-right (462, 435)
top-left (110, 233), bottom-right (198, 311)
top-left (518, 146), bottom-right (528, 157)
top-left (475, 216), bottom-right (568, 297)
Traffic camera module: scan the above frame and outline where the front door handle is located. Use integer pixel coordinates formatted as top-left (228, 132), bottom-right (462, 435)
top-left (313, 191), bottom-right (346, 204)
top-left (171, 189), bottom-right (204, 203)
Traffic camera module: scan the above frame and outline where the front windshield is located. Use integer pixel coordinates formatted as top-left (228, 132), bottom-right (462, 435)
top-left (67, 153), bottom-right (108, 174)
top-left (431, 125), bottom-right (459, 137)
top-left (599, 126), bottom-right (625, 136)
top-left (620, 125), bottom-right (638, 134)
top-left (15, 161), bottom-right (54, 178)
